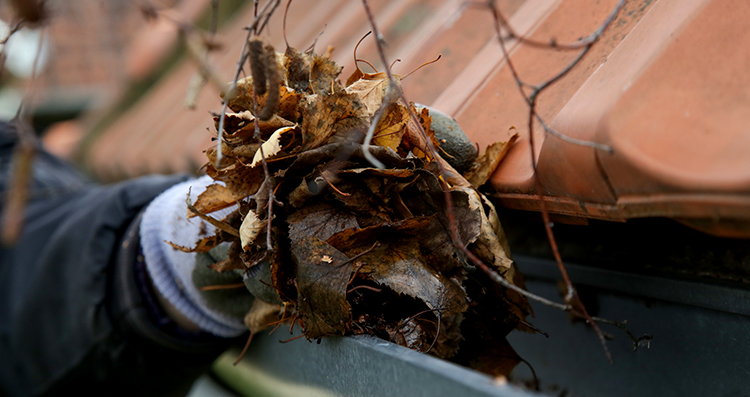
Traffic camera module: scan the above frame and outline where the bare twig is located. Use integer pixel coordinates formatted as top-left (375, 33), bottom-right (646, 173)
top-left (201, 283), bottom-right (246, 291)
top-left (233, 332), bottom-right (255, 365)
top-left (186, 188), bottom-right (240, 237)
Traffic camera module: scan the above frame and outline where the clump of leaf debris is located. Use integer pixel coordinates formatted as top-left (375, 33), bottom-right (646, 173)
top-left (184, 38), bottom-right (528, 376)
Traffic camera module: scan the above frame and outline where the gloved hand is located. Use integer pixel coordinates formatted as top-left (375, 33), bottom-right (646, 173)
top-left (139, 176), bottom-right (253, 337)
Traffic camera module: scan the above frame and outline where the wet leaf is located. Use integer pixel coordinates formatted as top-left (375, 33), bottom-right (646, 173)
top-left (388, 313), bottom-right (463, 359)
top-left (356, 240), bottom-right (467, 317)
top-left (292, 237), bottom-right (353, 338)
top-left (287, 204), bottom-right (360, 242)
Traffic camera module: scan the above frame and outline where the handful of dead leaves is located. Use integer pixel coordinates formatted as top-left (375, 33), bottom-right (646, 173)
top-left (183, 38), bottom-right (527, 374)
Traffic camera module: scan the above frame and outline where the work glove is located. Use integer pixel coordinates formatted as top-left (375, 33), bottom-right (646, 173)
top-left (140, 176), bottom-right (253, 337)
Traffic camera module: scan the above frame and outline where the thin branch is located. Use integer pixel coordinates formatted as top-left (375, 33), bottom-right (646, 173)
top-left (536, 115), bottom-right (613, 153)
top-left (201, 283), bottom-right (246, 291)
top-left (466, 0), bottom-right (612, 50)
top-left (186, 188), bottom-right (240, 237)
top-left (233, 332), bottom-right (255, 365)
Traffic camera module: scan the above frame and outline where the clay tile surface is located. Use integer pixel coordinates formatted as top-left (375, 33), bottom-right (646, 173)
top-left (85, 0), bottom-right (750, 237)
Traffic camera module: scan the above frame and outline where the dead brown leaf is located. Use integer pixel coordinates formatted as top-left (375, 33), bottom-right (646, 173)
top-left (345, 72), bottom-right (401, 117)
top-left (244, 299), bottom-right (283, 334)
top-left (300, 91), bottom-right (368, 150)
top-left (227, 77), bottom-right (302, 121)
top-left (167, 233), bottom-right (223, 253)
top-left (372, 103), bottom-right (409, 151)
top-left (309, 53), bottom-right (343, 95)
top-left (355, 240), bottom-right (468, 317)
top-left (287, 204), bottom-right (360, 242)
top-left (284, 46), bottom-right (311, 93)
top-left (292, 236), bottom-right (353, 339)
top-left (191, 183), bottom-right (246, 217)
top-left (463, 133), bottom-right (519, 188)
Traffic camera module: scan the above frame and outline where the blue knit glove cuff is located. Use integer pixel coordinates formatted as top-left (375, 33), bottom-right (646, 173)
top-left (139, 175), bottom-right (245, 337)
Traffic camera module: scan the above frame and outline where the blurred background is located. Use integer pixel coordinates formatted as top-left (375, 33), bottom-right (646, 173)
top-left (0, 0), bottom-right (249, 172)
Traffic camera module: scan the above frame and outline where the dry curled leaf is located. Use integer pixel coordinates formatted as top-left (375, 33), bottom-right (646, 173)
top-left (345, 71), bottom-right (402, 117)
top-left (191, 183), bottom-right (246, 217)
top-left (240, 210), bottom-right (266, 251)
top-left (463, 133), bottom-right (519, 188)
top-left (250, 126), bottom-right (296, 167)
top-left (244, 299), bottom-right (283, 334)
top-left (300, 91), bottom-right (368, 150)
top-left (167, 233), bottom-right (223, 253)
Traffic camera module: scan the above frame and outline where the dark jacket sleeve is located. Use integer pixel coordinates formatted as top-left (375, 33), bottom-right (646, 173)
top-left (0, 122), bottom-right (230, 396)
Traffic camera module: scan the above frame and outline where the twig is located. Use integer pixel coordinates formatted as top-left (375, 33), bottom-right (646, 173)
top-left (362, 84), bottom-right (395, 169)
top-left (234, 332), bottom-right (255, 365)
top-left (347, 285), bottom-right (382, 294)
top-left (519, 320), bottom-right (549, 338)
top-left (425, 313), bottom-right (441, 354)
top-left (252, 91), bottom-right (277, 253)
top-left (200, 283), bottom-right (246, 291)
top-left (338, 241), bottom-right (379, 269)
top-left (535, 115), bottom-right (613, 153)
top-left (186, 188), bottom-right (240, 237)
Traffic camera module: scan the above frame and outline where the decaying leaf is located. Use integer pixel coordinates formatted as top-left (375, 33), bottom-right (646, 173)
top-left (244, 299), bottom-right (283, 334)
top-left (345, 71), bottom-right (401, 117)
top-left (356, 240), bottom-right (468, 317)
top-left (309, 53), bottom-right (343, 95)
top-left (250, 126), bottom-right (296, 167)
top-left (167, 233), bottom-right (223, 253)
top-left (227, 78), bottom-right (302, 121)
top-left (240, 210), bottom-right (266, 251)
top-left (292, 236), bottom-right (353, 339)
top-left (284, 46), bottom-right (311, 93)
top-left (463, 133), bottom-right (519, 188)
top-left (288, 204), bottom-right (360, 242)
top-left (215, 111), bottom-right (294, 143)
top-left (300, 91), bottom-right (368, 150)
top-left (191, 183), bottom-right (246, 217)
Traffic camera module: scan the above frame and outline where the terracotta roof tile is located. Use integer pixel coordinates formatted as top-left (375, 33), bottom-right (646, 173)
top-left (84, 0), bottom-right (750, 236)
